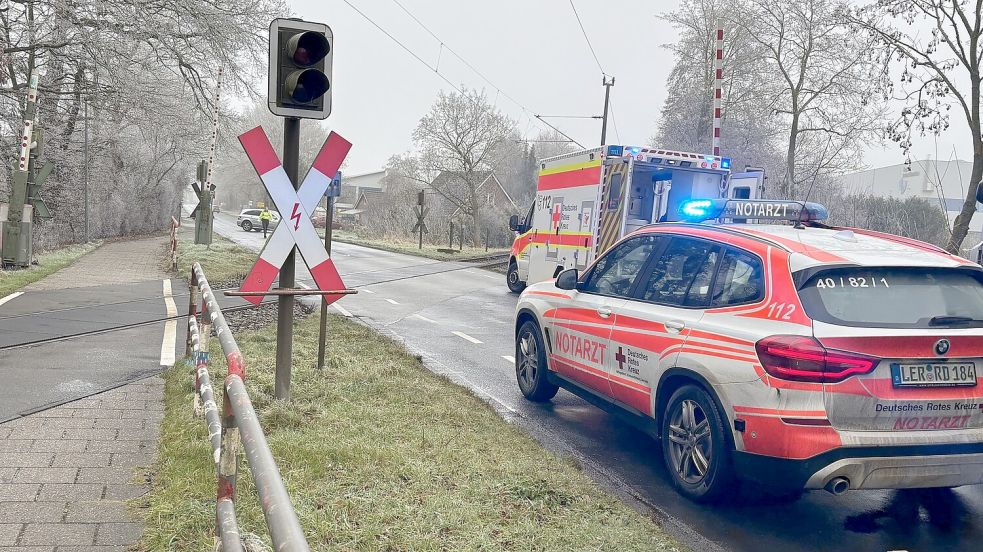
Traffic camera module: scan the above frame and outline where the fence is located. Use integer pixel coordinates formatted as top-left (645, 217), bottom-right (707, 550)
top-left (185, 262), bottom-right (311, 551)
top-left (170, 216), bottom-right (179, 270)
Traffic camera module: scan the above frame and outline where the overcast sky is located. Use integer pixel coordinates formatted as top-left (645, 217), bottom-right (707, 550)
top-left (291, 0), bottom-right (970, 176)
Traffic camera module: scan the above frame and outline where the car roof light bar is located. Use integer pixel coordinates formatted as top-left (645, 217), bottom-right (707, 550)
top-left (678, 199), bottom-right (829, 223)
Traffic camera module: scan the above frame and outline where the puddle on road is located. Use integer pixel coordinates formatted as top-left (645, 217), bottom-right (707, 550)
top-left (844, 488), bottom-right (968, 534)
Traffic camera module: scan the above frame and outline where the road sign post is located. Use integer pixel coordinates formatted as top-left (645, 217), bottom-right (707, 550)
top-left (190, 160), bottom-right (214, 245)
top-left (236, 125), bottom-right (352, 400)
top-left (317, 171), bottom-right (341, 370)
top-left (411, 189), bottom-right (429, 250)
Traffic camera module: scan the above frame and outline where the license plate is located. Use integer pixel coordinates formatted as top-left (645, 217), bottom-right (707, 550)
top-left (891, 362), bottom-right (978, 387)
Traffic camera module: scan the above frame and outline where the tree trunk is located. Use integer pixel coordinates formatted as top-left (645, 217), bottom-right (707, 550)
top-left (784, 112), bottom-right (799, 199)
top-left (946, 141), bottom-right (983, 254)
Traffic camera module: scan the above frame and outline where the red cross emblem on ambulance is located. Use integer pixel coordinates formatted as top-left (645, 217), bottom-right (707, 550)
top-left (551, 203), bottom-right (562, 231)
top-left (237, 126), bottom-right (351, 305)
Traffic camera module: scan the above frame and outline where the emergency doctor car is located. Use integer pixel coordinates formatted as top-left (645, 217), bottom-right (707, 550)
top-left (513, 198), bottom-right (983, 502)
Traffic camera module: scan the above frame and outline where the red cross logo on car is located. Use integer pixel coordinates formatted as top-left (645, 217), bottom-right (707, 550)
top-left (615, 347), bottom-right (626, 372)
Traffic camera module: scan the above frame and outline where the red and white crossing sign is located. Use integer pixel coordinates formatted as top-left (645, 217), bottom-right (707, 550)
top-left (237, 126), bottom-right (352, 305)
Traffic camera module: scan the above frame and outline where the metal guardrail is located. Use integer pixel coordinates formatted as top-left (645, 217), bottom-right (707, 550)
top-left (185, 262), bottom-right (311, 551)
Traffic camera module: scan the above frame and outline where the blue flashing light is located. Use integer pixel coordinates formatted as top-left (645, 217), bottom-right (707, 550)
top-left (626, 146), bottom-right (641, 155)
top-left (680, 199), bottom-right (715, 220)
top-left (677, 198), bottom-right (829, 223)
top-left (721, 157), bottom-right (731, 169)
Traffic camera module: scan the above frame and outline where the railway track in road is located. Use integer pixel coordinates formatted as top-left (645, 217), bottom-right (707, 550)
top-left (0, 254), bottom-right (509, 352)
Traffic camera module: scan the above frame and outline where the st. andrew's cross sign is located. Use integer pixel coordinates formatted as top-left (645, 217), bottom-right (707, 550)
top-left (237, 126), bottom-right (351, 304)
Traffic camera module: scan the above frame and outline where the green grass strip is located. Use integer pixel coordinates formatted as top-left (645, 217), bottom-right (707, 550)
top-left (140, 313), bottom-right (681, 551)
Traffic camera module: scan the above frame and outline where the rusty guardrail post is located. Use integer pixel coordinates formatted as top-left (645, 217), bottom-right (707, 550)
top-left (185, 268), bottom-right (199, 359)
top-left (192, 262), bottom-right (311, 551)
top-left (170, 216), bottom-right (179, 270)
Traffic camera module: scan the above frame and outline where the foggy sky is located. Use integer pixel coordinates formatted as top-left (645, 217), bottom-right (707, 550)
top-left (292, 0), bottom-right (968, 176)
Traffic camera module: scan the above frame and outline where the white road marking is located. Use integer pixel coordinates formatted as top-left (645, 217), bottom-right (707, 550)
top-left (297, 281), bottom-right (311, 289)
top-left (502, 355), bottom-right (515, 363)
top-left (332, 302), bottom-right (353, 317)
top-left (452, 331), bottom-right (482, 344)
top-left (160, 279), bottom-right (178, 367)
top-left (0, 291), bottom-right (24, 308)
top-left (385, 298), bottom-right (400, 305)
top-left (360, 288), bottom-right (375, 294)
top-left (412, 314), bottom-right (437, 323)
top-left (482, 273), bottom-right (499, 279)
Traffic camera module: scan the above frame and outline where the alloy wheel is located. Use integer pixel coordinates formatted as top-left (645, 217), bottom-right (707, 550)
top-left (668, 399), bottom-right (713, 484)
top-left (517, 331), bottom-right (538, 390)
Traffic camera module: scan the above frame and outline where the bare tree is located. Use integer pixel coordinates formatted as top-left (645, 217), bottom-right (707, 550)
top-left (737, 0), bottom-right (883, 199)
top-left (655, 0), bottom-right (785, 176)
top-left (390, 89), bottom-right (516, 245)
top-left (850, 0), bottom-right (983, 253)
top-left (0, 0), bottom-right (285, 247)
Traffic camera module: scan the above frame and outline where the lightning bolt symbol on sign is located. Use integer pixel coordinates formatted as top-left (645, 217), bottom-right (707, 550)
top-left (290, 202), bottom-right (302, 231)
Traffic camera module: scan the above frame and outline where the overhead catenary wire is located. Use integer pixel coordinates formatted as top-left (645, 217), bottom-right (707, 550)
top-left (568, 0), bottom-right (606, 76)
top-left (341, 0), bottom-right (562, 141)
top-left (568, 0), bottom-right (622, 143)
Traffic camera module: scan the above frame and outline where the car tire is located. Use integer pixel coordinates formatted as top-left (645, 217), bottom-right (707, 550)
top-left (241, 220), bottom-right (253, 232)
top-left (515, 320), bottom-right (558, 402)
top-left (661, 384), bottom-right (735, 503)
top-left (507, 261), bottom-right (526, 294)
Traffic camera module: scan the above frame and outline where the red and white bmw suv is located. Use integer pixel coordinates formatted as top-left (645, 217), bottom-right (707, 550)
top-left (513, 199), bottom-right (983, 502)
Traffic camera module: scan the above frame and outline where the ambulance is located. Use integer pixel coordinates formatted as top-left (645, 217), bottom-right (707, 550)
top-left (506, 145), bottom-right (765, 293)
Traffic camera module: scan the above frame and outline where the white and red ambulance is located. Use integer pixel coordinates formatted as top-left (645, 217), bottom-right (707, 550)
top-left (513, 198), bottom-right (983, 501)
top-left (506, 145), bottom-right (764, 293)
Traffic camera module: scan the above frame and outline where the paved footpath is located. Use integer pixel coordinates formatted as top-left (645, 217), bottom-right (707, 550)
top-left (1, 235), bottom-right (172, 551)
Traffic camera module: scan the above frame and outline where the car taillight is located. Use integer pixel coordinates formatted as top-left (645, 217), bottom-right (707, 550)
top-left (754, 335), bottom-right (878, 383)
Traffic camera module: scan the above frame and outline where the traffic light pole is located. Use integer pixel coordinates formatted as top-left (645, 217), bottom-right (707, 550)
top-left (275, 116), bottom-right (300, 400)
top-left (316, 195), bottom-right (334, 370)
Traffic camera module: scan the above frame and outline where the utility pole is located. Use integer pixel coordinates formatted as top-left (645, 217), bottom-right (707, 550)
top-left (317, 170), bottom-right (341, 371)
top-left (600, 76), bottom-right (615, 145)
top-left (275, 116), bottom-right (300, 400)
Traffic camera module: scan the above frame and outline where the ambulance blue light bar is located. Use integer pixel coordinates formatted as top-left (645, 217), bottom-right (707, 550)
top-left (678, 199), bottom-right (829, 223)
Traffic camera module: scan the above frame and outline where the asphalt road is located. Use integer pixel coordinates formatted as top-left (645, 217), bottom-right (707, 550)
top-left (213, 212), bottom-right (983, 552)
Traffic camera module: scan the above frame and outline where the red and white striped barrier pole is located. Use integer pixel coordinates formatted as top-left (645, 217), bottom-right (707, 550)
top-left (712, 20), bottom-right (724, 157)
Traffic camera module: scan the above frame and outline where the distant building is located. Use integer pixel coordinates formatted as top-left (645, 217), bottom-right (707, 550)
top-left (835, 158), bottom-right (982, 255)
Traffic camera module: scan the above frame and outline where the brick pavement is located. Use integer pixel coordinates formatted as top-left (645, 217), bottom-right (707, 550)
top-left (25, 236), bottom-right (170, 291)
top-left (0, 380), bottom-right (163, 551)
top-left (2, 234), bottom-right (172, 550)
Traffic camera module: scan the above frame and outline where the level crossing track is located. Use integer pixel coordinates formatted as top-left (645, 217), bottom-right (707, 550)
top-left (0, 253), bottom-right (509, 352)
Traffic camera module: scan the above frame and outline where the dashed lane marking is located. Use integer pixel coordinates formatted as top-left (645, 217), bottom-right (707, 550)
top-left (332, 303), bottom-right (353, 317)
top-left (502, 355), bottom-right (515, 363)
top-left (413, 314), bottom-right (437, 323)
top-left (160, 279), bottom-right (177, 367)
top-left (360, 288), bottom-right (375, 294)
top-left (0, 291), bottom-right (24, 308)
top-left (452, 331), bottom-right (482, 344)
top-left (385, 298), bottom-right (400, 305)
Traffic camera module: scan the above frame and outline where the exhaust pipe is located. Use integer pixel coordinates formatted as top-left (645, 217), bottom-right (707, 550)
top-left (824, 477), bottom-right (850, 495)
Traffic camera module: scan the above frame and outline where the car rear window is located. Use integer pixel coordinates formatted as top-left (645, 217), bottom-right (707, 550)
top-left (797, 267), bottom-right (983, 328)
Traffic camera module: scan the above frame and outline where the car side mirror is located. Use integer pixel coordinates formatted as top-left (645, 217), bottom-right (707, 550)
top-left (509, 214), bottom-right (520, 232)
top-left (555, 268), bottom-right (578, 290)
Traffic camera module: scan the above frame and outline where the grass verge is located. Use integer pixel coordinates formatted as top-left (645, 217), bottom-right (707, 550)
top-left (329, 230), bottom-right (509, 262)
top-left (141, 313), bottom-right (681, 551)
top-left (0, 241), bottom-right (100, 297)
top-left (174, 227), bottom-right (257, 283)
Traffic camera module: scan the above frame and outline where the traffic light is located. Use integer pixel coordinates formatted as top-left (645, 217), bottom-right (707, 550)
top-left (268, 18), bottom-right (333, 119)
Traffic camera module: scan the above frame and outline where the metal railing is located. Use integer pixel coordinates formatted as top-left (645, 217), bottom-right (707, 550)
top-left (170, 216), bottom-right (179, 270)
top-left (185, 262), bottom-right (311, 551)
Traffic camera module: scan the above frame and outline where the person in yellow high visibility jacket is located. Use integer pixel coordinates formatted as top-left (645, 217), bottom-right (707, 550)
top-left (260, 207), bottom-right (273, 238)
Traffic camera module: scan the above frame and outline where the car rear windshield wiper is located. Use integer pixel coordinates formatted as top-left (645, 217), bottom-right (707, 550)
top-left (929, 315), bottom-right (983, 326)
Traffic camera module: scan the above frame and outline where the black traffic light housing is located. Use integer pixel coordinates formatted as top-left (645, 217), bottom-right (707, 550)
top-left (269, 18), bottom-right (333, 119)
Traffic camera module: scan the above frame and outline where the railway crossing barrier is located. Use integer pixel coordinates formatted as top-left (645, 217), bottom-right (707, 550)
top-left (169, 217), bottom-right (179, 271)
top-left (184, 262), bottom-right (311, 551)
